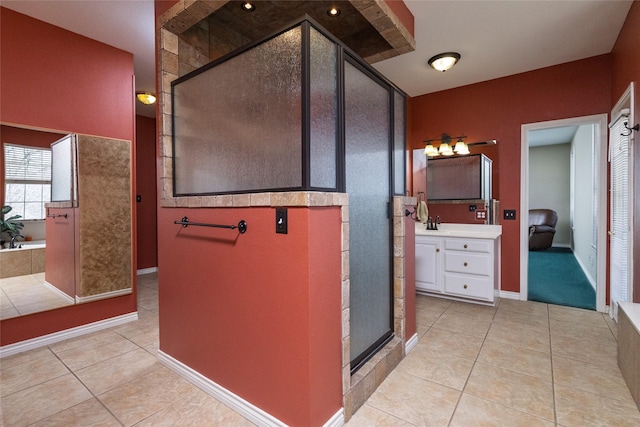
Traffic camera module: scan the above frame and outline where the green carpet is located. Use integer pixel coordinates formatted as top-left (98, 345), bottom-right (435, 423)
top-left (528, 247), bottom-right (596, 310)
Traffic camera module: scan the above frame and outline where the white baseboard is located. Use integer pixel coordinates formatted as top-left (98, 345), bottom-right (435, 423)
top-left (405, 333), bottom-right (419, 354)
top-left (573, 253), bottom-right (597, 290)
top-left (157, 351), bottom-right (286, 426)
top-left (0, 312), bottom-right (138, 358)
top-left (43, 281), bottom-right (75, 304)
top-left (323, 409), bottom-right (345, 427)
top-left (75, 288), bottom-right (132, 304)
top-left (497, 290), bottom-right (522, 300)
top-left (137, 267), bottom-right (158, 275)
top-left (157, 350), bottom-right (344, 427)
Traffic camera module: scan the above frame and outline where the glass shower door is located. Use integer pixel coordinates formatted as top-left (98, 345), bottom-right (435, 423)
top-left (344, 59), bottom-right (393, 372)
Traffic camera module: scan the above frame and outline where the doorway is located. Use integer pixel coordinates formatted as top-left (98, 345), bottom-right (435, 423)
top-left (520, 115), bottom-right (608, 312)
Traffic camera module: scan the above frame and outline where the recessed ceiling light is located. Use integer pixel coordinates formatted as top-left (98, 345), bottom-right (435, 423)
top-left (241, 2), bottom-right (255, 12)
top-left (327, 7), bottom-right (341, 17)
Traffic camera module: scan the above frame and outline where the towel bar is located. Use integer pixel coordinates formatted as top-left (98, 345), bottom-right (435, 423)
top-left (173, 216), bottom-right (247, 234)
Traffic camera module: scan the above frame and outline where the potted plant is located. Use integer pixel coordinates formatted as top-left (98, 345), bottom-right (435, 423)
top-left (1, 205), bottom-right (24, 248)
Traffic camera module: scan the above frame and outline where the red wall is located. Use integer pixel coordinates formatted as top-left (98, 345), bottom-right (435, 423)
top-left (384, 0), bottom-right (414, 37)
top-left (158, 206), bottom-right (342, 426)
top-left (0, 7), bottom-right (136, 346)
top-left (409, 55), bottom-right (612, 293)
top-left (135, 115), bottom-right (158, 270)
top-left (612, 0), bottom-right (640, 302)
top-left (155, 0), bottom-right (177, 17)
top-left (426, 203), bottom-right (491, 226)
top-left (45, 208), bottom-right (76, 298)
top-left (0, 125), bottom-right (64, 149)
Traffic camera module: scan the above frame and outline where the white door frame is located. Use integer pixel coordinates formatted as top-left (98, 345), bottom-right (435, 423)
top-left (520, 114), bottom-right (608, 312)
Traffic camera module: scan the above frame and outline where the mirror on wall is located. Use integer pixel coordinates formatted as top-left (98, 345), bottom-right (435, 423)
top-left (0, 123), bottom-right (133, 320)
top-left (411, 142), bottom-right (500, 224)
top-left (427, 154), bottom-right (492, 200)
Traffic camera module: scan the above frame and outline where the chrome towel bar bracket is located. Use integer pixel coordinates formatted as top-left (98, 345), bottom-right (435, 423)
top-left (174, 216), bottom-right (247, 234)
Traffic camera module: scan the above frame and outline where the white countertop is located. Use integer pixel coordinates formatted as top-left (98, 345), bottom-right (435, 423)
top-left (1, 240), bottom-right (46, 251)
top-left (415, 222), bottom-right (502, 239)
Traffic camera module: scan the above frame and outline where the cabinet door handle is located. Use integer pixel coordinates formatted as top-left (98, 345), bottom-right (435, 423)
top-left (463, 284), bottom-right (468, 289)
top-left (464, 262), bottom-right (468, 267)
top-left (436, 248), bottom-right (440, 252)
top-left (464, 244), bottom-right (468, 249)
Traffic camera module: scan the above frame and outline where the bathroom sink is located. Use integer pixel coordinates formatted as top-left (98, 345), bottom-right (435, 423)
top-left (415, 223), bottom-right (502, 239)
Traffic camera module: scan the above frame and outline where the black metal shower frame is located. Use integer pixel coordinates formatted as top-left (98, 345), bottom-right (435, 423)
top-left (171, 15), bottom-right (406, 197)
top-left (170, 14), bottom-right (407, 374)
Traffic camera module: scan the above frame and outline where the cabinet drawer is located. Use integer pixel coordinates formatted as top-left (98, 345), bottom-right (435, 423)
top-left (445, 239), bottom-right (491, 253)
top-left (444, 273), bottom-right (493, 301)
top-left (444, 252), bottom-right (491, 276)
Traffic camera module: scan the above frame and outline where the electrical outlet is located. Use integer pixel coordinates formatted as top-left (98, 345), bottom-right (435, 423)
top-left (276, 207), bottom-right (288, 234)
top-left (504, 209), bottom-right (516, 220)
top-left (469, 205), bottom-right (477, 212)
top-left (476, 210), bottom-right (487, 220)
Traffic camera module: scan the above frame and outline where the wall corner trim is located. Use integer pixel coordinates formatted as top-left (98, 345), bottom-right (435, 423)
top-left (405, 333), bottom-right (419, 354)
top-left (0, 312), bottom-right (138, 358)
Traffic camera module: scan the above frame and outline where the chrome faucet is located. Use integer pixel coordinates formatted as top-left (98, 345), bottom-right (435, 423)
top-left (426, 217), bottom-right (438, 231)
top-left (9, 234), bottom-right (24, 249)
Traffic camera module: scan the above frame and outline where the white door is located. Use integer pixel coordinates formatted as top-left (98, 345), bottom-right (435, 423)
top-left (608, 108), bottom-right (633, 320)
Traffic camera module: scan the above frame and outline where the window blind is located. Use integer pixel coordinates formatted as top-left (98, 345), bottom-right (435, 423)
top-left (4, 144), bottom-right (52, 220)
top-left (4, 144), bottom-right (52, 183)
top-left (608, 111), bottom-right (631, 318)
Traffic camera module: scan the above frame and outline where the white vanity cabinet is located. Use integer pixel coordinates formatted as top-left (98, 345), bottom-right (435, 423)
top-left (415, 224), bottom-right (501, 305)
top-left (415, 237), bottom-right (442, 293)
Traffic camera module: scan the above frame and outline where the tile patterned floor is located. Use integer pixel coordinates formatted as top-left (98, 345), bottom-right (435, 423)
top-left (1, 273), bottom-right (639, 426)
top-left (347, 296), bottom-right (640, 426)
top-left (0, 273), bottom-right (73, 320)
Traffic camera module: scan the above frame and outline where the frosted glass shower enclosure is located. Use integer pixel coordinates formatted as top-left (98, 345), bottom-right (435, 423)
top-left (171, 17), bottom-right (406, 373)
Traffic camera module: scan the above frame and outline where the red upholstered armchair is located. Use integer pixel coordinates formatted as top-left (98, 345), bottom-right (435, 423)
top-left (529, 209), bottom-right (558, 251)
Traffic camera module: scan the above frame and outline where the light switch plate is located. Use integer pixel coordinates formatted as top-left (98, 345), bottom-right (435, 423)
top-left (276, 207), bottom-right (288, 234)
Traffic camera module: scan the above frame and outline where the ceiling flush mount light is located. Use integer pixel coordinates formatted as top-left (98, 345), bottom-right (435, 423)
top-left (136, 92), bottom-right (156, 105)
top-left (241, 2), bottom-right (255, 12)
top-left (428, 52), bottom-right (461, 72)
top-left (327, 7), bottom-right (341, 17)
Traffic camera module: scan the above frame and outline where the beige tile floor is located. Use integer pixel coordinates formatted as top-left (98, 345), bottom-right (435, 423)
top-left (1, 273), bottom-right (639, 426)
top-left (347, 296), bottom-right (640, 426)
top-left (0, 273), bottom-right (73, 320)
